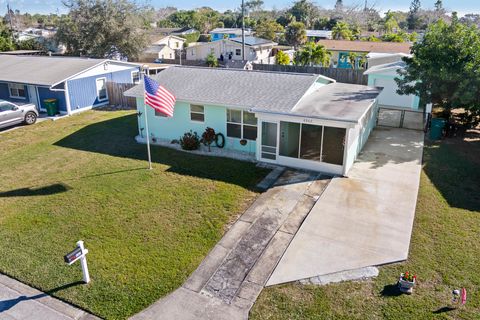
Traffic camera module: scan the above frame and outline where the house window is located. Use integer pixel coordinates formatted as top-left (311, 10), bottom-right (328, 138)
top-left (190, 104), bottom-right (204, 122)
top-left (235, 49), bottom-right (241, 56)
top-left (131, 71), bottom-right (141, 84)
top-left (227, 109), bottom-right (257, 140)
top-left (8, 83), bottom-right (26, 99)
top-left (96, 78), bottom-right (108, 101)
top-left (175, 42), bottom-right (179, 48)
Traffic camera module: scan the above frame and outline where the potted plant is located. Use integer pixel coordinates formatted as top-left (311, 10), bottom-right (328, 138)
top-left (398, 272), bottom-right (417, 294)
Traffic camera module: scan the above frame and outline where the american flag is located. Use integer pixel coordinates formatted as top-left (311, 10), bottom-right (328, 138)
top-left (144, 76), bottom-right (176, 117)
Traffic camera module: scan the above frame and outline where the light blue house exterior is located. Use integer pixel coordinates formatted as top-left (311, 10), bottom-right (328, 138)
top-left (126, 67), bottom-right (382, 176)
top-left (0, 55), bottom-right (141, 115)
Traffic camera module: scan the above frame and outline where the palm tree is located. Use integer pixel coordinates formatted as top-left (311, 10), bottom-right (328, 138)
top-left (332, 21), bottom-right (353, 40)
top-left (310, 43), bottom-right (331, 67)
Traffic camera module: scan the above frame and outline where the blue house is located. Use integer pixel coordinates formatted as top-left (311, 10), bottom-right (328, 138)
top-left (125, 67), bottom-right (382, 176)
top-left (0, 55), bottom-right (141, 115)
top-left (209, 28), bottom-right (252, 41)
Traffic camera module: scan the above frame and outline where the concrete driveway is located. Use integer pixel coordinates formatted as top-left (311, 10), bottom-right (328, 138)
top-left (267, 127), bottom-right (424, 285)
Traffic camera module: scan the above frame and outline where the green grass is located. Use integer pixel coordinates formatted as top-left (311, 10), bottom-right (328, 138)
top-left (0, 110), bottom-right (268, 319)
top-left (251, 135), bottom-right (480, 319)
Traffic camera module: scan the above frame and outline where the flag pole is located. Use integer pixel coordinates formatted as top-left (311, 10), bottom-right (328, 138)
top-left (143, 79), bottom-right (153, 170)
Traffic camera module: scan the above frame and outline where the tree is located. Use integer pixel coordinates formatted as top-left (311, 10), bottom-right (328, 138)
top-left (434, 0), bottom-right (443, 12)
top-left (332, 21), bottom-right (353, 40)
top-left (382, 10), bottom-right (399, 34)
top-left (287, 0), bottom-right (319, 28)
top-left (334, 0), bottom-right (343, 12)
top-left (275, 50), bottom-right (290, 65)
top-left (407, 0), bottom-right (423, 30)
top-left (56, 0), bottom-right (151, 59)
top-left (0, 20), bottom-right (15, 52)
top-left (285, 21), bottom-right (306, 48)
top-left (396, 14), bottom-right (480, 120)
top-left (293, 42), bottom-right (331, 66)
top-left (206, 53), bottom-right (218, 67)
top-left (255, 19), bottom-right (284, 41)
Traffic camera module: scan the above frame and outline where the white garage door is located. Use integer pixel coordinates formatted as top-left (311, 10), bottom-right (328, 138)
top-left (374, 78), bottom-right (413, 109)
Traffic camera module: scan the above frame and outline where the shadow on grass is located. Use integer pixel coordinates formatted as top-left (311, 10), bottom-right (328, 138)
top-left (423, 135), bottom-right (480, 212)
top-left (0, 183), bottom-right (71, 198)
top-left (53, 114), bottom-right (267, 190)
top-left (0, 281), bottom-right (83, 312)
top-left (380, 284), bottom-right (402, 297)
top-left (433, 306), bottom-right (456, 314)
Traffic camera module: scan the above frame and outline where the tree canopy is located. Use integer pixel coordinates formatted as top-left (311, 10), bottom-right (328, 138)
top-left (285, 21), bottom-right (306, 48)
top-left (396, 14), bottom-right (480, 114)
top-left (56, 0), bottom-right (151, 59)
top-left (293, 42), bottom-right (331, 67)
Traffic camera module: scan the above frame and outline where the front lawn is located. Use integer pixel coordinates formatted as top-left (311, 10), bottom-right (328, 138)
top-left (251, 132), bottom-right (480, 319)
top-left (0, 110), bottom-right (268, 319)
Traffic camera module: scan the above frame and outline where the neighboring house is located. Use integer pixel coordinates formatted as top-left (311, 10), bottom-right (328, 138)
top-left (306, 29), bottom-right (333, 41)
top-left (186, 37), bottom-right (277, 64)
top-left (364, 61), bottom-right (420, 110)
top-left (209, 28), bottom-right (252, 41)
top-left (0, 55), bottom-right (141, 115)
top-left (316, 40), bottom-right (412, 69)
top-left (124, 66), bottom-right (382, 176)
top-left (143, 35), bottom-right (186, 61)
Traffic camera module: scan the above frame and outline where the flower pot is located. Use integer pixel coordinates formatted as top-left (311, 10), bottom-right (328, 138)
top-left (398, 274), bottom-right (416, 294)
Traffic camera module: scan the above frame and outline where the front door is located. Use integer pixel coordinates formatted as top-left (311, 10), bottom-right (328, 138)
top-left (260, 122), bottom-right (278, 162)
top-left (27, 85), bottom-right (40, 111)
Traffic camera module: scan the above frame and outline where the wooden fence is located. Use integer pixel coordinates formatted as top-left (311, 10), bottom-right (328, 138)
top-left (106, 82), bottom-right (137, 109)
top-left (252, 64), bottom-right (368, 85)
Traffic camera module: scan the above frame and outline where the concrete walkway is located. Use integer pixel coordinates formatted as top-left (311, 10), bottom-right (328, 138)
top-left (131, 170), bottom-right (331, 320)
top-left (268, 127), bottom-right (424, 285)
top-left (0, 274), bottom-right (98, 320)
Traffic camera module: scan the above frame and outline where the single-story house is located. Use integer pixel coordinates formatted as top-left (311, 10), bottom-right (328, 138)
top-left (124, 67), bottom-right (382, 176)
top-left (0, 55), bottom-right (141, 115)
top-left (209, 28), bottom-right (252, 41)
top-left (186, 37), bottom-right (277, 64)
top-left (316, 40), bottom-right (412, 69)
top-left (364, 61), bottom-right (420, 110)
top-left (306, 29), bottom-right (333, 41)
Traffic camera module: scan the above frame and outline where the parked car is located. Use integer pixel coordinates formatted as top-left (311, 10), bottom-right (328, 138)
top-left (0, 100), bottom-right (38, 129)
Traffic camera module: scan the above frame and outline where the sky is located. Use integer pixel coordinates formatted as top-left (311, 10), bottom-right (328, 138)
top-left (0, 0), bottom-right (478, 16)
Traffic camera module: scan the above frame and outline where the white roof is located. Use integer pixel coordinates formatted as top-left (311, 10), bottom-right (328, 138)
top-left (306, 30), bottom-right (332, 38)
top-left (364, 61), bottom-right (406, 75)
top-left (209, 28), bottom-right (252, 35)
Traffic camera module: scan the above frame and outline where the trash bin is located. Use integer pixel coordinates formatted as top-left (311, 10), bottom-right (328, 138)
top-left (429, 118), bottom-right (446, 140)
top-left (44, 99), bottom-right (59, 116)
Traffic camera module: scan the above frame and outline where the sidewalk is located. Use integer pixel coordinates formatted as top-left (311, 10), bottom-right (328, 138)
top-left (0, 274), bottom-right (98, 320)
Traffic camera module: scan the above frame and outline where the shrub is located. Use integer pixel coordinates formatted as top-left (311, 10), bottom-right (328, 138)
top-left (179, 131), bottom-right (200, 150)
top-left (206, 53), bottom-right (218, 67)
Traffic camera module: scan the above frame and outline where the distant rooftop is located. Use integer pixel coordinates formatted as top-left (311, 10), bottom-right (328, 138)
top-left (229, 36), bottom-right (276, 47)
top-left (317, 39), bottom-right (412, 54)
top-left (209, 28), bottom-right (252, 35)
top-left (306, 30), bottom-right (332, 38)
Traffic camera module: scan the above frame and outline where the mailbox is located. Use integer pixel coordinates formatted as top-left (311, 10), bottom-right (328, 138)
top-left (64, 246), bottom-right (83, 265)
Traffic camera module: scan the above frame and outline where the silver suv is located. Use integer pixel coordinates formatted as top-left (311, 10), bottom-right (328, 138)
top-left (0, 100), bottom-right (38, 129)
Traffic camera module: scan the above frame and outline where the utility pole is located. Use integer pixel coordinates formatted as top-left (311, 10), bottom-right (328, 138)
top-left (364, 0), bottom-right (368, 11)
top-left (241, 0), bottom-right (245, 62)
